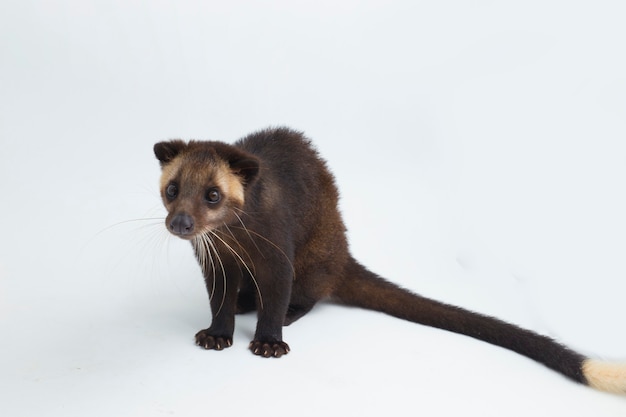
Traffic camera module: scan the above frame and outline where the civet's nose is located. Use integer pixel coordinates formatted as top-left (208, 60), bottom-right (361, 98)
top-left (169, 213), bottom-right (194, 237)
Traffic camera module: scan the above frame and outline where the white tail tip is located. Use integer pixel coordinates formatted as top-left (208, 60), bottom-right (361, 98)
top-left (582, 359), bottom-right (626, 394)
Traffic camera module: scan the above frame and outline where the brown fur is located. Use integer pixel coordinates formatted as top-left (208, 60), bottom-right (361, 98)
top-left (154, 127), bottom-right (626, 393)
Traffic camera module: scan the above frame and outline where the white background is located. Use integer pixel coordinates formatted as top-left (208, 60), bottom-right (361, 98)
top-left (2, 1), bottom-right (626, 415)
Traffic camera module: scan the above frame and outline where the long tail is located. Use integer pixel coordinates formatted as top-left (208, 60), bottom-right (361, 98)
top-left (332, 257), bottom-right (626, 394)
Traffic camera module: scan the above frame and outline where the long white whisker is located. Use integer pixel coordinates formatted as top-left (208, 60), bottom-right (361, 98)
top-left (228, 225), bottom-right (296, 280)
top-left (82, 217), bottom-right (165, 252)
top-left (210, 230), bottom-right (264, 311)
top-left (231, 210), bottom-right (263, 255)
top-left (193, 236), bottom-right (206, 283)
top-left (204, 234), bottom-right (217, 302)
top-left (203, 232), bottom-right (227, 317)
top-left (95, 217), bottom-right (166, 236)
top-left (221, 223), bottom-right (256, 275)
top-left (195, 234), bottom-right (216, 303)
top-left (141, 224), bottom-right (172, 271)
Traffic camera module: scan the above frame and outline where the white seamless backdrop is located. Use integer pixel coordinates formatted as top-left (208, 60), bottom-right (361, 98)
top-left (1, 1), bottom-right (626, 416)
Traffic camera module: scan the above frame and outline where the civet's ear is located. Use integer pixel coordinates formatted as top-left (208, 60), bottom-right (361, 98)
top-left (229, 155), bottom-right (260, 185)
top-left (211, 142), bottom-right (261, 185)
top-left (153, 140), bottom-right (187, 167)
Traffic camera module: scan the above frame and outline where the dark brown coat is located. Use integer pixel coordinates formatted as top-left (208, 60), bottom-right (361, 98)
top-left (154, 127), bottom-right (625, 393)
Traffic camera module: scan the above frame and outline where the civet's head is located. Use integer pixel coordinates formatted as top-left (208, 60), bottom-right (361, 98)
top-left (154, 140), bottom-right (260, 239)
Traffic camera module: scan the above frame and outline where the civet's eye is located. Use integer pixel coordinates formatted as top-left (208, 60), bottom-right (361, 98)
top-left (205, 188), bottom-right (221, 204)
top-left (165, 183), bottom-right (178, 200)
